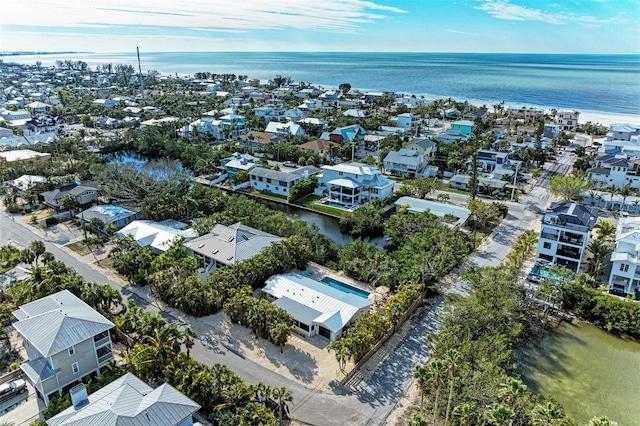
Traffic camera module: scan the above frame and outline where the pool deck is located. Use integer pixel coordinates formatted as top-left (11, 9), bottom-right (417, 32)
top-left (301, 262), bottom-right (373, 294)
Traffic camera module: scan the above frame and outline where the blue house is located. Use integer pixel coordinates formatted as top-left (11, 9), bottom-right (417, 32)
top-left (449, 120), bottom-right (475, 136)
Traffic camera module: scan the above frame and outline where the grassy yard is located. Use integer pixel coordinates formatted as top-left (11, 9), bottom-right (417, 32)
top-left (65, 241), bottom-right (92, 256)
top-left (295, 195), bottom-right (346, 217)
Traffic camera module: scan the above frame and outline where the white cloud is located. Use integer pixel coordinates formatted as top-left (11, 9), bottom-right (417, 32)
top-left (476, 0), bottom-right (616, 25)
top-left (3, 0), bottom-right (406, 33)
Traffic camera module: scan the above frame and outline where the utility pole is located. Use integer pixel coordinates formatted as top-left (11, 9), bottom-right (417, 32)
top-left (137, 46), bottom-right (145, 101)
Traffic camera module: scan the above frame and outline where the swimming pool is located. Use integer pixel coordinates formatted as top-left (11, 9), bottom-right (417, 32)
top-left (320, 277), bottom-right (370, 298)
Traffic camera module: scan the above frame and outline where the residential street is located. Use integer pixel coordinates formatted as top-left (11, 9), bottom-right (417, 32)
top-left (0, 150), bottom-right (573, 425)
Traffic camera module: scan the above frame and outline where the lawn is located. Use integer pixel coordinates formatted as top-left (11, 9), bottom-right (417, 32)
top-left (294, 195), bottom-right (346, 217)
top-left (65, 241), bottom-right (92, 256)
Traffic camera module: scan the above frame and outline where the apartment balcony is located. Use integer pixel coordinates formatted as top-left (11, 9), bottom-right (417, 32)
top-left (541, 232), bottom-right (559, 241)
top-left (559, 232), bottom-right (584, 246)
top-left (556, 245), bottom-right (581, 260)
top-left (93, 331), bottom-right (111, 349)
top-left (97, 347), bottom-right (113, 366)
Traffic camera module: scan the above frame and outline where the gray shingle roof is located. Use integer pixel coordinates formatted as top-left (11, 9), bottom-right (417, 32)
top-left (47, 373), bottom-right (200, 426)
top-left (548, 202), bottom-right (599, 229)
top-left (383, 150), bottom-right (425, 167)
top-left (13, 290), bottom-right (114, 357)
top-left (184, 222), bottom-right (283, 266)
top-left (40, 182), bottom-right (99, 201)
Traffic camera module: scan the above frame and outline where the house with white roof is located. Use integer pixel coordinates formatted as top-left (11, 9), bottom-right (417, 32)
top-left (383, 149), bottom-right (428, 178)
top-left (314, 162), bottom-right (394, 206)
top-left (254, 106), bottom-right (283, 122)
top-left (6, 174), bottom-right (46, 196)
top-left (263, 273), bottom-right (372, 341)
top-left (394, 196), bottom-right (471, 228)
top-left (183, 222), bottom-right (283, 275)
top-left (75, 205), bottom-right (141, 230)
top-left (47, 373), bottom-right (200, 426)
top-left (91, 99), bottom-right (117, 109)
top-left (220, 152), bottom-right (260, 175)
top-left (0, 149), bottom-right (51, 166)
top-left (557, 110), bottom-right (580, 132)
top-left (396, 113), bottom-right (420, 129)
top-left (608, 217), bottom-right (640, 297)
top-left (264, 121), bottom-right (305, 137)
top-left (13, 290), bottom-right (114, 405)
top-left (117, 220), bottom-right (198, 254)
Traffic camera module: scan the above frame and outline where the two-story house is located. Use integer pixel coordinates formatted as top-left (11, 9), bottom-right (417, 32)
top-left (535, 202), bottom-right (598, 273)
top-left (383, 149), bottom-right (428, 178)
top-left (249, 166), bottom-right (320, 198)
top-left (396, 113), bottom-right (420, 129)
top-left (404, 139), bottom-right (436, 160)
top-left (40, 182), bottom-right (99, 210)
top-left (220, 152), bottom-right (260, 176)
top-left (47, 373), bottom-right (200, 426)
top-left (13, 290), bottom-right (114, 405)
top-left (607, 217), bottom-right (640, 298)
top-left (314, 162), bottom-right (394, 206)
top-left (449, 120), bottom-right (475, 136)
top-left (264, 121), bottom-right (305, 137)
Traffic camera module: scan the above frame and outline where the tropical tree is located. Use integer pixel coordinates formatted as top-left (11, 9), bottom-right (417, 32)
top-left (585, 238), bottom-right (613, 279)
top-left (414, 364), bottom-right (431, 413)
top-left (428, 359), bottom-right (447, 424)
top-left (531, 401), bottom-right (565, 426)
top-left (594, 220), bottom-right (616, 241)
top-left (444, 349), bottom-right (461, 425)
top-left (548, 175), bottom-right (588, 202)
top-left (453, 402), bottom-right (476, 426)
top-left (29, 240), bottom-right (46, 265)
top-left (272, 386), bottom-right (293, 425)
top-left (586, 418), bottom-right (618, 426)
top-left (485, 403), bottom-right (515, 426)
top-left (498, 378), bottom-right (527, 425)
top-left (269, 322), bottom-right (294, 353)
top-left (617, 184), bottom-right (633, 210)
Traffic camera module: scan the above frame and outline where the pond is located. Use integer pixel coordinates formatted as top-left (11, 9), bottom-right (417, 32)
top-left (102, 151), bottom-right (193, 179)
top-left (517, 321), bottom-right (640, 424)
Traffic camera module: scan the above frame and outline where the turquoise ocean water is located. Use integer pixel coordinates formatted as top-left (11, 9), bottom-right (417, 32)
top-left (4, 52), bottom-right (640, 116)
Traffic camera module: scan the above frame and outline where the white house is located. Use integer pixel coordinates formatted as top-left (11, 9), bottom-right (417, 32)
top-left (220, 152), bottom-right (260, 175)
top-left (394, 196), bottom-right (471, 227)
top-left (608, 217), bottom-right (640, 297)
top-left (91, 99), bottom-right (118, 109)
top-left (314, 162), bottom-right (394, 206)
top-left (263, 273), bottom-right (372, 341)
top-left (14, 290), bottom-right (114, 405)
top-left (254, 106), bottom-right (283, 122)
top-left (264, 121), bottom-right (305, 137)
top-left (557, 110), bottom-right (580, 132)
top-left (47, 373), bottom-right (200, 426)
top-left (396, 113), bottom-right (420, 129)
top-left (383, 149), bottom-right (428, 178)
top-left (117, 220), bottom-right (197, 254)
top-left (183, 222), bottom-right (282, 276)
top-left (607, 123), bottom-right (640, 142)
top-left (249, 166), bottom-right (320, 197)
top-left (535, 202), bottom-right (598, 273)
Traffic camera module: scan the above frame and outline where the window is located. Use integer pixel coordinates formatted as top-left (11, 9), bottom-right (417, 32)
top-left (543, 242), bottom-right (551, 249)
top-left (620, 264), bottom-right (629, 272)
top-left (68, 346), bottom-right (75, 356)
top-left (71, 362), bottom-right (79, 374)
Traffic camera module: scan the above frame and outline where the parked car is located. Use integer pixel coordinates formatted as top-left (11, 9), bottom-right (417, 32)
top-left (0, 379), bottom-right (27, 403)
top-left (282, 161), bottom-right (298, 168)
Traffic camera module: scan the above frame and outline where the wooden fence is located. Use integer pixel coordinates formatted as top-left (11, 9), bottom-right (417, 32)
top-left (339, 292), bottom-right (426, 386)
top-left (0, 369), bottom-right (24, 385)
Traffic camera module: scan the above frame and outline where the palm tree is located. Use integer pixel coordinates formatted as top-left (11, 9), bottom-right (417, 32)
top-left (272, 386), bottom-right (293, 425)
top-left (428, 359), bottom-right (447, 425)
top-left (618, 183), bottom-right (633, 211)
top-left (453, 402), bottom-right (476, 426)
top-left (587, 418), bottom-right (618, 426)
top-left (604, 183), bottom-right (617, 209)
top-left (498, 378), bottom-right (527, 425)
top-left (414, 364), bottom-right (431, 413)
top-left (485, 403), bottom-right (515, 426)
top-left (444, 349), bottom-right (461, 425)
top-left (531, 401), bottom-right (564, 426)
top-left (585, 238), bottom-right (613, 279)
top-left (594, 220), bottom-right (616, 241)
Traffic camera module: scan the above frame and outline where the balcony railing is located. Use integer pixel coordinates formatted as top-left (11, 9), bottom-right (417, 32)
top-left (97, 351), bottom-right (113, 365)
top-left (559, 234), bottom-right (584, 246)
top-left (541, 232), bottom-right (559, 241)
top-left (93, 336), bottom-right (111, 348)
top-left (556, 247), bottom-right (581, 259)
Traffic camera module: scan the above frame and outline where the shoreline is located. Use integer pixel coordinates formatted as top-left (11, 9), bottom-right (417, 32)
top-left (2, 54), bottom-right (639, 126)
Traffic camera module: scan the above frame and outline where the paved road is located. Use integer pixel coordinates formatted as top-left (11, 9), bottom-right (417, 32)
top-left (0, 151), bottom-right (573, 426)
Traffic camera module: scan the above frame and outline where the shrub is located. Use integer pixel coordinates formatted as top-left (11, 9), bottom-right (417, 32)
top-left (45, 216), bottom-right (58, 227)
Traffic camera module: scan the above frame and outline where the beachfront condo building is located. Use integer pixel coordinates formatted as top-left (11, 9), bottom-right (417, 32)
top-left (557, 110), bottom-right (580, 132)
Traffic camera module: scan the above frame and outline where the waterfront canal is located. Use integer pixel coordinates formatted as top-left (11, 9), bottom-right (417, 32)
top-left (518, 321), bottom-right (640, 424)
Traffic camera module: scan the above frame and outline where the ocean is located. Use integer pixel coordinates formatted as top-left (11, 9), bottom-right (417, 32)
top-left (4, 52), bottom-right (640, 117)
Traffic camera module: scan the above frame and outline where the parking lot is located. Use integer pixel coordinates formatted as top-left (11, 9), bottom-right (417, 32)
top-left (0, 382), bottom-right (44, 425)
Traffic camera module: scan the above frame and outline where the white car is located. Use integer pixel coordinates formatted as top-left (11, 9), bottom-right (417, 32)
top-left (282, 161), bottom-right (298, 168)
top-left (0, 378), bottom-right (27, 402)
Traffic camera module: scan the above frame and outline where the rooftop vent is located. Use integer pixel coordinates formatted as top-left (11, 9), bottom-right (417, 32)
top-left (198, 244), bottom-right (205, 249)
top-left (212, 250), bottom-right (219, 254)
top-left (228, 237), bottom-right (235, 242)
top-left (70, 383), bottom-right (89, 410)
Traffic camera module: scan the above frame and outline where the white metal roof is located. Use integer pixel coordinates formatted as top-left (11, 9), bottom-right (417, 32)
top-left (13, 290), bottom-right (114, 357)
top-left (47, 373), bottom-right (200, 426)
top-left (263, 273), bottom-right (372, 332)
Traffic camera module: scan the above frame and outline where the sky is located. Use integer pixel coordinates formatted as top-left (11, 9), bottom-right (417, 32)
top-left (1, 0), bottom-right (639, 53)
